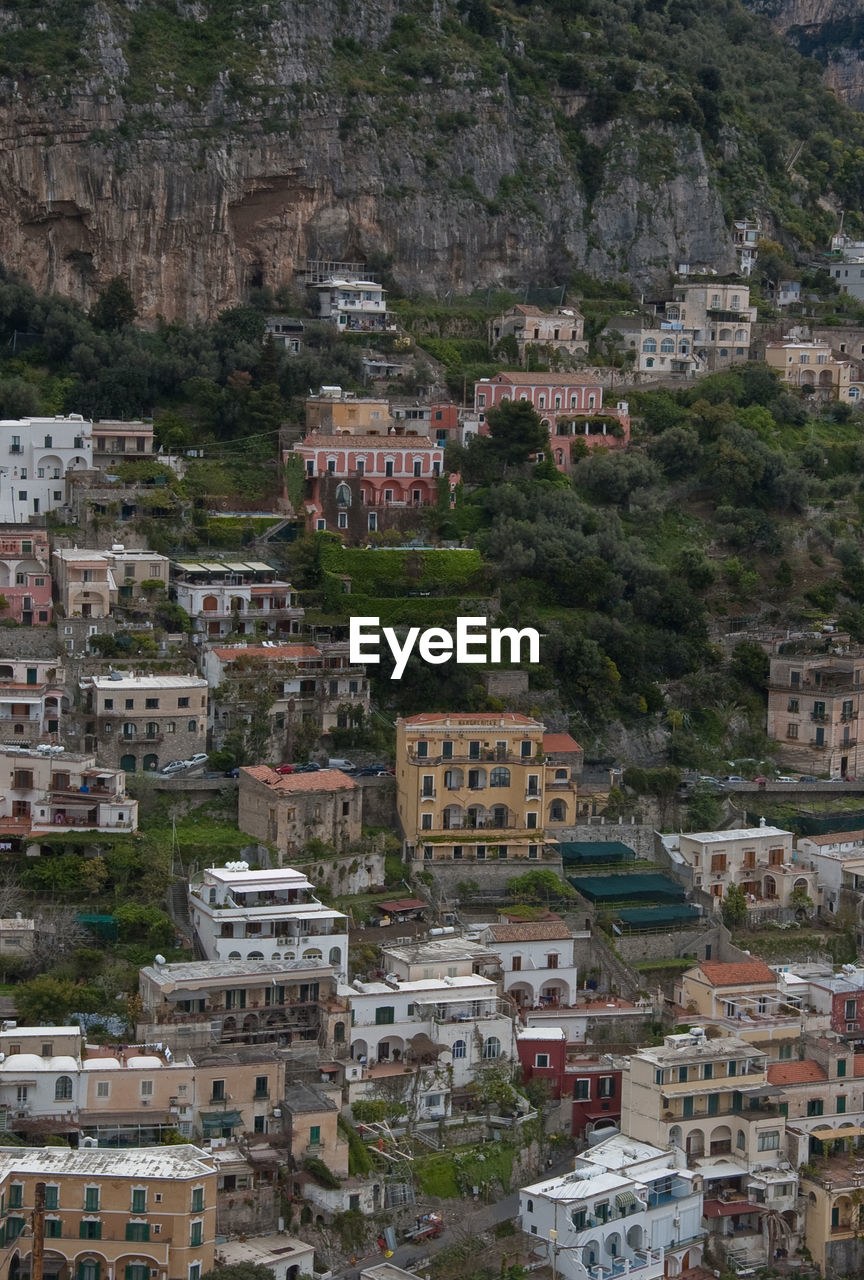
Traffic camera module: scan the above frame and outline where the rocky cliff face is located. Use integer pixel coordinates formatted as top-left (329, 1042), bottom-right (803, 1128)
top-left (746, 0), bottom-right (864, 107)
top-left (0, 0), bottom-right (736, 320)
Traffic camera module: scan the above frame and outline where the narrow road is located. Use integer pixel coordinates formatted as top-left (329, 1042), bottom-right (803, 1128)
top-left (335, 1151), bottom-right (576, 1280)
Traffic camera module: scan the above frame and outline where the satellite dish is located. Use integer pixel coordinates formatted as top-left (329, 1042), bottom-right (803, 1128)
top-left (154, 954), bottom-right (166, 966)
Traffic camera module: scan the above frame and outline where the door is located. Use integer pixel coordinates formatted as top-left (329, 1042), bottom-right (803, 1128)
top-left (708, 1094), bottom-right (719, 1116)
top-left (816, 727), bottom-right (825, 746)
top-left (120, 754), bottom-right (136, 772)
top-left (25, 669), bottom-right (37, 685)
top-left (682, 1097), bottom-right (693, 1119)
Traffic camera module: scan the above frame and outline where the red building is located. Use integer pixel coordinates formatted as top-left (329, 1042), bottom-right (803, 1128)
top-left (289, 435), bottom-right (444, 540)
top-left (0, 527), bottom-right (52, 625)
top-left (473, 372), bottom-right (630, 471)
top-left (517, 1028), bottom-right (623, 1140)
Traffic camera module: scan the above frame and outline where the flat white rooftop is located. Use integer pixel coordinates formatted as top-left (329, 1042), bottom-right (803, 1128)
top-left (0, 1145), bottom-right (213, 1178)
top-left (681, 827), bottom-right (791, 844)
top-left (90, 674), bottom-right (207, 689)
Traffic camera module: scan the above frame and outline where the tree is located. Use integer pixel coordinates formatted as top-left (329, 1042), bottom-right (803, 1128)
top-left (90, 277), bottom-right (137, 331)
top-left (485, 400), bottom-right (550, 469)
top-left (15, 975), bottom-right (81, 1025)
top-left (507, 869), bottom-right (575, 903)
top-left (685, 787), bottom-right (724, 832)
top-left (721, 882), bottom-right (747, 929)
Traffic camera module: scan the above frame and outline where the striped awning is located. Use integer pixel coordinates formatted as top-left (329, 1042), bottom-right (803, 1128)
top-left (615, 1191), bottom-right (637, 1210)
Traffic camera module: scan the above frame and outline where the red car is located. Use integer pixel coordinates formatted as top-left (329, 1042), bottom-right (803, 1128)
top-left (274, 763), bottom-right (297, 775)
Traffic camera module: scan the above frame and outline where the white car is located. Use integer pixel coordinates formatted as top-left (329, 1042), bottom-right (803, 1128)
top-left (160, 760), bottom-right (188, 775)
top-left (185, 753), bottom-right (209, 768)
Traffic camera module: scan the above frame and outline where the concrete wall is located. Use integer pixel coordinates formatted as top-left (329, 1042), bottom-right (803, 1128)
top-left (555, 821), bottom-right (658, 859)
top-left (357, 775), bottom-right (398, 828)
top-left (303, 850), bottom-right (386, 897)
top-left (426, 853), bottom-right (565, 897)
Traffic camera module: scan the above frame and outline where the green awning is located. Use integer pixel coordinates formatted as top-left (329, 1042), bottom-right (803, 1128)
top-left (201, 1110), bottom-right (243, 1130)
top-left (615, 1191), bottom-right (637, 1210)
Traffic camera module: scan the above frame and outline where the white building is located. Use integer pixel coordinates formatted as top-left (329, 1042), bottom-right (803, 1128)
top-left (188, 863), bottom-right (349, 976)
top-left (171, 560), bottom-right (302, 640)
top-left (0, 658), bottom-right (66, 745)
top-left (519, 1134), bottom-right (703, 1280)
top-left (314, 278), bottom-right (390, 333)
top-left (345, 972), bottom-right (515, 1085)
top-left (796, 831), bottom-right (864, 917)
top-left (0, 744), bottom-right (137, 842)
top-left (0, 1028), bottom-right (84, 1135)
top-left (481, 921), bottom-right (579, 1008)
top-left (0, 415), bottom-right (92, 521)
top-left (677, 824), bottom-right (817, 915)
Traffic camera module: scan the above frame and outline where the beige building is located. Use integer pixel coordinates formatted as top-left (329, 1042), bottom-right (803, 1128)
top-left (767, 651), bottom-right (864, 778)
top-left (281, 1082), bottom-right (349, 1178)
top-left (801, 1154), bottom-right (864, 1274)
top-left (664, 283), bottom-right (756, 369)
top-left (52, 548), bottom-right (115, 619)
top-left (765, 339), bottom-right (857, 401)
top-left (674, 960), bottom-right (806, 1054)
top-left (0, 1144), bottom-right (217, 1280)
top-left (304, 388), bottom-right (396, 436)
top-left (81, 673), bottom-right (208, 773)
top-left (238, 767), bottom-right (361, 857)
top-left (0, 745), bottom-right (137, 843)
top-left (109, 547), bottom-right (171, 601)
top-left (489, 304), bottom-right (587, 363)
top-left (92, 420), bottom-right (155, 466)
top-left (396, 712), bottom-right (580, 863)
top-left (678, 824), bottom-right (817, 915)
top-left (136, 958), bottom-right (348, 1055)
top-left (0, 917), bottom-right (34, 956)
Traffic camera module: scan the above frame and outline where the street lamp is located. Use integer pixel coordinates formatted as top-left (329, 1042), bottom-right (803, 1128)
top-left (549, 1228), bottom-right (559, 1280)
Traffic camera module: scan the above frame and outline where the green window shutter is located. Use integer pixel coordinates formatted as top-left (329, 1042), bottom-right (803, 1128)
top-left (190, 1222), bottom-right (202, 1247)
top-left (310, 1125), bottom-right (321, 1146)
top-left (192, 1189), bottom-right (204, 1212)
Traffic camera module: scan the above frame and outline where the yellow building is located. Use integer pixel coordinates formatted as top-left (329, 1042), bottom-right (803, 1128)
top-left (801, 1156), bottom-right (864, 1274)
top-left (765, 340), bottom-right (855, 400)
top-left (304, 389), bottom-right (395, 436)
top-left (395, 712), bottom-right (579, 863)
top-left (0, 1144), bottom-right (217, 1280)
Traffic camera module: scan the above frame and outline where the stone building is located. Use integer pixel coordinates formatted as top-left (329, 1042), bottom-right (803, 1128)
top-left (238, 766), bottom-right (362, 857)
top-left (80, 673), bottom-right (208, 772)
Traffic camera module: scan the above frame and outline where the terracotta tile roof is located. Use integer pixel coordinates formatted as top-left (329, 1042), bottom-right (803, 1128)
top-left (486, 922), bottom-right (572, 943)
top-left (804, 829), bottom-right (864, 846)
top-left (240, 767), bottom-right (356, 792)
top-left (297, 434), bottom-right (440, 448)
top-left (767, 1060), bottom-right (827, 1085)
top-left (492, 372), bottom-right (600, 387)
top-left (697, 960), bottom-right (777, 987)
top-left (212, 645), bottom-right (320, 661)
top-left (543, 733), bottom-right (582, 753)
top-left (402, 712), bottom-right (540, 726)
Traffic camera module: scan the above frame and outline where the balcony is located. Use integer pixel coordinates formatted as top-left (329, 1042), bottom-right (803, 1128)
top-left (809, 739), bottom-right (828, 748)
top-left (811, 712), bottom-right (830, 723)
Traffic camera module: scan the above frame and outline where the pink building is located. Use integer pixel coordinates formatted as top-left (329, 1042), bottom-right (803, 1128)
top-left (473, 373), bottom-right (631, 471)
top-left (289, 434), bottom-right (444, 538)
top-left (0, 528), bottom-right (52, 625)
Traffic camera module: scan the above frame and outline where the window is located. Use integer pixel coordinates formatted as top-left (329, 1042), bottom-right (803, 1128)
top-left (192, 1187), bottom-right (204, 1212)
top-left (846, 998), bottom-right (857, 1021)
top-left (6, 1218), bottom-right (25, 1242)
top-left (132, 1189), bottom-right (146, 1213)
top-left (571, 1209), bottom-right (586, 1230)
top-left (125, 1267), bottom-right (148, 1280)
top-left (190, 1222), bottom-right (203, 1247)
top-left (788, 698), bottom-right (799, 713)
top-left (599, 1076), bottom-right (615, 1098)
top-left (838, 1059), bottom-right (848, 1077)
top-left (574, 1078), bottom-right (590, 1100)
top-left (512, 954), bottom-right (522, 971)
top-left (806, 1098), bottom-right (823, 1117)
top-left (535, 1053), bottom-right (550, 1068)
top-left (178, 696), bottom-right (190, 708)
top-left (422, 774), bottom-right (434, 796)
top-left (838, 1095), bottom-right (847, 1114)
top-left (711, 853), bottom-right (727, 872)
top-left (526, 812), bottom-right (537, 829)
top-left (421, 813), bottom-right (432, 830)
top-left (140, 1080), bottom-right (154, 1098)
top-left (44, 1186), bottom-right (59, 1210)
top-left (483, 1035), bottom-right (501, 1059)
top-left (211, 1079), bottom-right (225, 1102)
top-left (338, 512), bottom-right (348, 529)
top-left (8, 1184), bottom-right (22, 1209)
top-left (416, 740), bottom-right (428, 758)
top-left (255, 1075), bottom-right (269, 1098)
top-left (55, 1075), bottom-right (73, 1101)
top-left (96, 1080), bottom-right (111, 1100)
top-left (84, 1187), bottom-right (100, 1211)
top-left (375, 1006), bottom-right (395, 1025)
top-left (490, 766), bottom-right (510, 787)
top-left (80, 1220), bottom-right (101, 1239)
top-left (145, 698), bottom-right (159, 709)
top-left (309, 1125), bottom-right (321, 1147)
top-left (757, 1131), bottom-right (779, 1151)
top-left (787, 723), bottom-right (798, 739)
top-left (45, 1219), bottom-right (62, 1238)
top-left (125, 1223), bottom-right (150, 1242)
top-left (188, 719), bottom-right (197, 732)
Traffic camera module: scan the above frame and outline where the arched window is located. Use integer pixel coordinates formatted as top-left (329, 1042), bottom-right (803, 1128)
top-left (850, 387), bottom-right (860, 400)
top-left (735, 328), bottom-right (748, 342)
top-left (335, 483), bottom-right (351, 506)
top-left (736, 1130), bottom-right (745, 1149)
top-left (764, 875), bottom-right (777, 899)
top-left (719, 328), bottom-right (732, 341)
top-left (490, 766), bottom-right (510, 788)
top-left (482, 1035), bottom-right (501, 1059)
top-left (453, 1039), bottom-right (467, 1059)
top-left (549, 800), bottom-right (566, 822)
top-left (202, 595), bottom-right (218, 612)
top-left (555, 768), bottom-right (568, 780)
top-left (248, 951), bottom-right (264, 959)
top-left (642, 338), bottom-right (657, 353)
top-left (679, 341), bottom-right (689, 354)
top-left (55, 1076), bottom-right (73, 1101)
top-left (660, 338), bottom-right (674, 353)
top-left (145, 722), bottom-right (159, 739)
top-left (329, 946), bottom-right (341, 965)
top-left (229, 951), bottom-right (241, 960)
top-left (121, 754), bottom-right (136, 773)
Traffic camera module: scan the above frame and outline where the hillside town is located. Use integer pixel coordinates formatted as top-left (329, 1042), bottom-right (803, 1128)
top-left (6, 242), bottom-right (864, 1280)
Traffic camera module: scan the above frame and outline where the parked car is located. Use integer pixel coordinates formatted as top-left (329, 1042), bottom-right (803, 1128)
top-left (798, 775), bottom-right (819, 783)
top-left (295, 762), bottom-right (321, 773)
top-left (776, 775), bottom-right (797, 783)
top-left (274, 763), bottom-right (297, 775)
top-left (327, 757), bottom-right (355, 771)
top-left (224, 768), bottom-right (239, 778)
top-left (724, 775), bottom-right (748, 784)
top-left (186, 753), bottom-right (209, 768)
top-left (697, 776), bottom-right (725, 791)
top-left (160, 760), bottom-right (188, 775)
